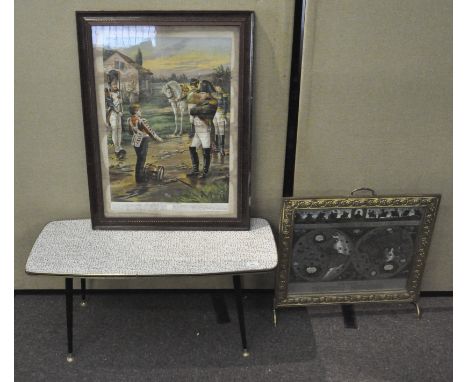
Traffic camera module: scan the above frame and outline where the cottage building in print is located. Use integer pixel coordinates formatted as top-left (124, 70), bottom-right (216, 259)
top-left (103, 49), bottom-right (153, 103)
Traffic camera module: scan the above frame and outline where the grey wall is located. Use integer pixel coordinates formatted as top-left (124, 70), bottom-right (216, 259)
top-left (15, 0), bottom-right (294, 289)
top-left (295, 0), bottom-right (452, 290)
top-left (15, 0), bottom-right (452, 290)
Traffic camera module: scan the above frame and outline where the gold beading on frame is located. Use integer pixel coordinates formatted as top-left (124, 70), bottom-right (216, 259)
top-left (274, 195), bottom-right (440, 308)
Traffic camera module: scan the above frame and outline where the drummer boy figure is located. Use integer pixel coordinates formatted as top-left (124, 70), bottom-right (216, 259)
top-left (127, 104), bottom-right (164, 183)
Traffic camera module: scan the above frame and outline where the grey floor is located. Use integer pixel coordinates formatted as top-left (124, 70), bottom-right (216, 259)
top-left (15, 292), bottom-right (452, 382)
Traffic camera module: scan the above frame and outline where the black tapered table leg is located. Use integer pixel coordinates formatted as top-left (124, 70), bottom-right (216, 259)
top-left (80, 278), bottom-right (87, 307)
top-left (65, 278), bottom-right (74, 362)
top-left (233, 275), bottom-right (249, 357)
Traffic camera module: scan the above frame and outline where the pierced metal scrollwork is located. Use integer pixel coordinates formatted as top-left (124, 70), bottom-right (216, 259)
top-left (275, 195), bottom-right (440, 307)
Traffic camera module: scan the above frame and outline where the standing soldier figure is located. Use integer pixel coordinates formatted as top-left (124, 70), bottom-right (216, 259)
top-left (107, 77), bottom-right (125, 159)
top-left (186, 80), bottom-right (218, 179)
top-left (187, 78), bottom-right (200, 138)
top-left (213, 85), bottom-right (229, 156)
top-left (127, 104), bottom-right (164, 183)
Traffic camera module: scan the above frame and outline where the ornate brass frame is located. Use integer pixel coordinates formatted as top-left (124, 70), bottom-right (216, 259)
top-left (274, 195), bottom-right (440, 308)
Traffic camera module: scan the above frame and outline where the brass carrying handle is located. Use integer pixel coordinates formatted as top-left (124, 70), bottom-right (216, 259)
top-left (350, 187), bottom-right (377, 196)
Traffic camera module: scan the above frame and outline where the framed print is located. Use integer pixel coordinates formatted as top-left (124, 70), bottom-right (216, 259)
top-left (275, 194), bottom-right (441, 307)
top-left (76, 11), bottom-right (253, 230)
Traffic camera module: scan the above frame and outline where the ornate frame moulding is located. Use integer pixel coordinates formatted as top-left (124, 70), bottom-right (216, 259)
top-left (76, 11), bottom-right (253, 230)
top-left (275, 195), bottom-right (440, 307)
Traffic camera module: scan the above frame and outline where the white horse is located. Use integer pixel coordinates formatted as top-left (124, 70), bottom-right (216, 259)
top-left (161, 81), bottom-right (187, 136)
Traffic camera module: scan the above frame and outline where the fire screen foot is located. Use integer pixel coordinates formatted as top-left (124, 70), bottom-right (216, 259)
top-left (412, 301), bottom-right (422, 319)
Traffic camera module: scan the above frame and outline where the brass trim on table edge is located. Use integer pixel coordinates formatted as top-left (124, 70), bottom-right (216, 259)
top-left (274, 195), bottom-right (441, 307)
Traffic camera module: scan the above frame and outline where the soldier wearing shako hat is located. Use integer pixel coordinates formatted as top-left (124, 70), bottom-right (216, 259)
top-left (186, 80), bottom-right (218, 178)
top-left (213, 84), bottom-right (230, 156)
top-left (106, 71), bottom-right (125, 159)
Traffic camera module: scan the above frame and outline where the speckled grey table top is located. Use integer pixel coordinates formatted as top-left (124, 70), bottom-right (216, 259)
top-left (26, 218), bottom-right (278, 277)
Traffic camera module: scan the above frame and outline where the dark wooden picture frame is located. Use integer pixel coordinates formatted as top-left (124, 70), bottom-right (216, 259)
top-left (275, 194), bottom-right (441, 307)
top-left (76, 11), bottom-right (253, 230)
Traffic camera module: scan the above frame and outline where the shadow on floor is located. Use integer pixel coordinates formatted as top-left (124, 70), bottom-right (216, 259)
top-left (15, 292), bottom-right (318, 381)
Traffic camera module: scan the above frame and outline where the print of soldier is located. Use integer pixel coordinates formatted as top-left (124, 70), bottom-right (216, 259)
top-left (104, 87), bottom-right (113, 126)
top-left (186, 78), bottom-right (200, 138)
top-left (127, 103), bottom-right (164, 183)
top-left (106, 70), bottom-right (126, 159)
top-left (186, 80), bottom-right (218, 178)
top-left (213, 84), bottom-right (230, 156)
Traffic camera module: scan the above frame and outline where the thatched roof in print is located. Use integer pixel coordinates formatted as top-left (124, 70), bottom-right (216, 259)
top-left (103, 49), bottom-right (153, 75)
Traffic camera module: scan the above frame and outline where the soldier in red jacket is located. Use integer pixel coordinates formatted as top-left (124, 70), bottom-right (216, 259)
top-left (127, 104), bottom-right (164, 183)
